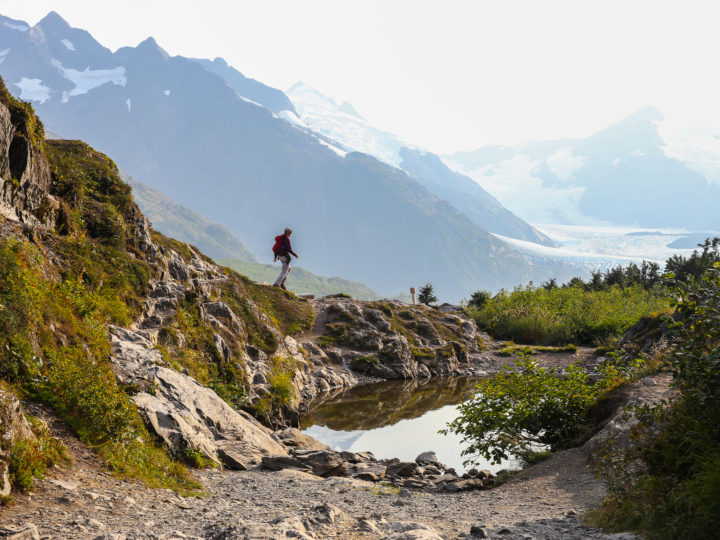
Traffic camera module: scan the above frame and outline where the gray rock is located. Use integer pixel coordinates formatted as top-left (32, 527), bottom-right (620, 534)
top-left (0, 524), bottom-right (40, 540)
top-left (387, 461), bottom-right (417, 477)
top-left (415, 451), bottom-right (438, 464)
top-left (349, 462), bottom-right (387, 481)
top-left (261, 455), bottom-right (308, 471)
top-left (469, 525), bottom-right (489, 538)
top-left (292, 449), bottom-right (349, 477)
top-left (126, 360), bottom-right (288, 468)
top-left (358, 518), bottom-right (379, 532)
top-left (274, 428), bottom-right (329, 450)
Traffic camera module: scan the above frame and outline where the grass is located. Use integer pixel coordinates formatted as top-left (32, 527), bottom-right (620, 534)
top-left (496, 342), bottom-right (578, 356)
top-left (471, 284), bottom-right (670, 346)
top-left (7, 416), bottom-right (67, 494)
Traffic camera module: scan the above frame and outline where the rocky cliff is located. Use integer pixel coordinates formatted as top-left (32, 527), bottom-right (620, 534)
top-left (0, 78), bottom-right (496, 494)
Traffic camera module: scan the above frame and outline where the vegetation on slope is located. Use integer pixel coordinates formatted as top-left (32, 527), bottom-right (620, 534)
top-left (467, 243), bottom-right (720, 347)
top-left (590, 265), bottom-right (720, 539)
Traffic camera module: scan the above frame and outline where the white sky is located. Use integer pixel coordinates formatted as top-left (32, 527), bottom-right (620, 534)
top-left (2, 0), bottom-right (720, 153)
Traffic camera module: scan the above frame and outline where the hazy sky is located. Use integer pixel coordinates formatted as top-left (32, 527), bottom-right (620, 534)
top-left (2, 0), bottom-right (719, 153)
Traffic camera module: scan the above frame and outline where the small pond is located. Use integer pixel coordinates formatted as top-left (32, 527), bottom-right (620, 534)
top-left (300, 376), bottom-right (515, 473)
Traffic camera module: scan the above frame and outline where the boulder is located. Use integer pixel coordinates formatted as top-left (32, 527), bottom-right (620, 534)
top-left (274, 428), bottom-right (329, 450)
top-left (133, 366), bottom-right (288, 469)
top-left (415, 451), bottom-right (438, 464)
top-left (386, 461), bottom-right (418, 478)
top-left (349, 462), bottom-right (387, 482)
top-left (292, 449), bottom-right (349, 477)
top-left (261, 455), bottom-right (309, 472)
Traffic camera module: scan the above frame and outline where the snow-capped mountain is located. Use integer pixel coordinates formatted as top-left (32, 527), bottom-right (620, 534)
top-left (447, 107), bottom-right (720, 231)
top-left (0, 11), bottom-right (575, 300)
top-left (287, 82), bottom-right (555, 247)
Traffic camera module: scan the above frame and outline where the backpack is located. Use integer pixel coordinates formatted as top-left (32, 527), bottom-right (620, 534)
top-left (272, 234), bottom-right (284, 256)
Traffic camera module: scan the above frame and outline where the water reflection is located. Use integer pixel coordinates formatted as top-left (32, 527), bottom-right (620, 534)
top-left (300, 377), bottom-right (513, 473)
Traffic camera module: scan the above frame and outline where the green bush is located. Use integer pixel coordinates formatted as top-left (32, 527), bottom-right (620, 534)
top-left (472, 283), bottom-right (669, 346)
top-left (443, 355), bottom-right (598, 464)
top-left (8, 417), bottom-right (66, 494)
top-left (590, 264), bottom-right (720, 538)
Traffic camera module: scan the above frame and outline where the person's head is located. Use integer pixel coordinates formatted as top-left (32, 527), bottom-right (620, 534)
top-left (284, 227), bottom-right (293, 236)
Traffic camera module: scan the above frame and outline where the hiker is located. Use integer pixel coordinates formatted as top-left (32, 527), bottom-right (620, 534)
top-left (272, 227), bottom-right (299, 289)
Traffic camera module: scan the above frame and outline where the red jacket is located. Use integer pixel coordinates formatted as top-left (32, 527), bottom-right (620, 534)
top-left (275, 234), bottom-right (298, 258)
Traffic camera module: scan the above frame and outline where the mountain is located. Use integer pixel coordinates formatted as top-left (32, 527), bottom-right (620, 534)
top-left (191, 57), bottom-right (297, 115)
top-left (0, 11), bottom-right (562, 300)
top-left (123, 174), bottom-right (257, 262)
top-left (286, 82), bottom-right (555, 247)
top-left (448, 107), bottom-right (720, 230)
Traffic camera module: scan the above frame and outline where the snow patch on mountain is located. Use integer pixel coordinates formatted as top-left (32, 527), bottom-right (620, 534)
top-left (657, 118), bottom-right (720, 185)
top-left (51, 59), bottom-right (126, 98)
top-left (14, 78), bottom-right (51, 103)
top-left (3, 21), bottom-right (28, 31)
top-left (0, 49), bottom-right (9, 65)
top-left (287, 81), bottom-right (408, 167)
top-left (546, 147), bottom-right (584, 182)
top-left (445, 153), bottom-right (594, 225)
top-left (279, 110), bottom-right (303, 126)
top-left (315, 137), bottom-right (347, 158)
top-left (61, 39), bottom-right (75, 51)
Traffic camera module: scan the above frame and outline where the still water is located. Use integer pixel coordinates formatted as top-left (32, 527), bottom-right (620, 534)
top-left (300, 377), bottom-right (514, 474)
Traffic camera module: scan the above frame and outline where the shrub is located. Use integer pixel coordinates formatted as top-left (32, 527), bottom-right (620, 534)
top-left (443, 355), bottom-right (597, 464)
top-left (590, 264), bottom-right (720, 538)
top-left (8, 417), bottom-right (66, 494)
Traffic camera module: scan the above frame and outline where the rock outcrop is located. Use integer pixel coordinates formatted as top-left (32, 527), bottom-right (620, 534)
top-left (308, 296), bottom-right (493, 381)
top-left (0, 85), bottom-right (59, 228)
top-left (0, 390), bottom-right (35, 496)
top-left (110, 326), bottom-right (287, 469)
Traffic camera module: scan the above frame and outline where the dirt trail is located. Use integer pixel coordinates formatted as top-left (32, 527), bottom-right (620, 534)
top-left (0, 377), bottom-right (672, 539)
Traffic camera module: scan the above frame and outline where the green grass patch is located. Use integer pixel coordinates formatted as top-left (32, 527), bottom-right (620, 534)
top-left (472, 284), bottom-right (670, 346)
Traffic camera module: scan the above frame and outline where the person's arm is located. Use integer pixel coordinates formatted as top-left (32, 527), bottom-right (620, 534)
top-left (287, 238), bottom-right (299, 258)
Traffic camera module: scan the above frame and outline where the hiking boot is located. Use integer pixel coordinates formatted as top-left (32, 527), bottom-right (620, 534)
top-left (280, 283), bottom-right (287, 290)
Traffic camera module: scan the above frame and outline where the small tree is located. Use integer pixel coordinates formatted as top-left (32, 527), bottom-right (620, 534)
top-left (468, 290), bottom-right (491, 309)
top-left (418, 283), bottom-right (438, 306)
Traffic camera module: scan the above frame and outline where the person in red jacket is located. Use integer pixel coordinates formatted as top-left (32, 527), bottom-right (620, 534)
top-left (273, 227), bottom-right (299, 289)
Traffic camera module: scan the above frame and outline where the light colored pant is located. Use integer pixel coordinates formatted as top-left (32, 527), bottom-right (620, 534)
top-left (274, 255), bottom-right (291, 286)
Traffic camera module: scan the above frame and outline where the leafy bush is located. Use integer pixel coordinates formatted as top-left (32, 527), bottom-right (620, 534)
top-left (8, 417), bottom-right (66, 494)
top-left (443, 355), bottom-right (598, 464)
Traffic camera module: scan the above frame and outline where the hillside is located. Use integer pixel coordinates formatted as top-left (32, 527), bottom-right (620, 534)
top-left (0, 11), bottom-right (566, 301)
top-left (125, 174), bottom-right (257, 262)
